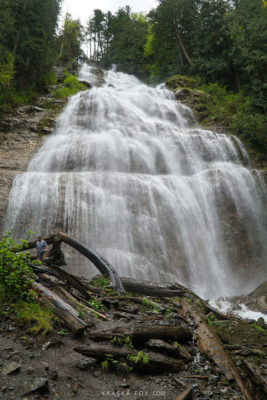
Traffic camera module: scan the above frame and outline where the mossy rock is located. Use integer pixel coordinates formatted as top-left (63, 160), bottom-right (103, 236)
top-left (214, 320), bottom-right (266, 347)
top-left (165, 75), bottom-right (202, 90)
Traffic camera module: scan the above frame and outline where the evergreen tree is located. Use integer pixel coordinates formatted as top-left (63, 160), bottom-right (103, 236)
top-left (59, 12), bottom-right (84, 65)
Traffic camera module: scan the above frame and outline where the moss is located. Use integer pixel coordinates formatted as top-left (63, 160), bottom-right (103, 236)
top-left (166, 75), bottom-right (202, 90)
top-left (215, 320), bottom-right (266, 347)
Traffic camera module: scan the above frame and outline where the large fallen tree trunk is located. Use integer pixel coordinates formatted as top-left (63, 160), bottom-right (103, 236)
top-left (182, 300), bottom-right (254, 400)
top-left (87, 324), bottom-right (192, 344)
top-left (120, 278), bottom-right (185, 297)
top-left (57, 232), bottom-right (124, 293)
top-left (74, 343), bottom-right (185, 373)
top-left (14, 232), bottom-right (125, 293)
top-left (33, 282), bottom-right (87, 335)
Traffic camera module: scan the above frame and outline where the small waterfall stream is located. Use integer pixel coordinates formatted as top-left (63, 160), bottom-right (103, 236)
top-left (5, 65), bottom-right (267, 299)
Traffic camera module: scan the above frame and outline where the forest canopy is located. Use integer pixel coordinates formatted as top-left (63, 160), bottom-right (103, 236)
top-left (0, 0), bottom-right (266, 122)
top-left (87, 0), bottom-right (267, 114)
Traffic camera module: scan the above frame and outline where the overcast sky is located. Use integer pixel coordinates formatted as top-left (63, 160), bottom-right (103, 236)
top-left (61, 0), bottom-right (158, 24)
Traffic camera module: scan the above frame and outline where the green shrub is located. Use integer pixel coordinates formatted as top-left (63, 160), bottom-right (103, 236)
top-left (0, 233), bottom-right (35, 305)
top-left (53, 73), bottom-right (88, 99)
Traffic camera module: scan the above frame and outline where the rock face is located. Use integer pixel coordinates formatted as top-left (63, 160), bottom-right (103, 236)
top-left (0, 98), bottom-right (66, 233)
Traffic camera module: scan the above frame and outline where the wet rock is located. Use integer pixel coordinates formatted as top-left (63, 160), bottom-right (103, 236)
top-left (42, 126), bottom-right (53, 135)
top-left (25, 367), bottom-right (35, 375)
top-left (32, 106), bottom-right (45, 112)
top-left (175, 88), bottom-right (191, 100)
top-left (48, 369), bottom-right (58, 380)
top-left (79, 80), bottom-right (92, 88)
top-left (2, 361), bottom-right (21, 375)
top-left (76, 356), bottom-right (96, 370)
top-left (21, 377), bottom-right (49, 395)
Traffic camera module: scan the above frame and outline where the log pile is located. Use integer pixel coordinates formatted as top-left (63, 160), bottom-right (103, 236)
top-left (11, 231), bottom-right (266, 399)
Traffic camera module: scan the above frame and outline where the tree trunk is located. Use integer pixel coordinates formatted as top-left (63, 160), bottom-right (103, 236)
top-left (120, 278), bottom-right (185, 297)
top-left (57, 232), bottom-right (124, 293)
top-left (74, 343), bottom-right (185, 373)
top-left (172, 18), bottom-right (194, 70)
top-left (86, 325), bottom-right (192, 344)
top-left (33, 282), bottom-right (87, 335)
top-left (182, 300), bottom-right (254, 400)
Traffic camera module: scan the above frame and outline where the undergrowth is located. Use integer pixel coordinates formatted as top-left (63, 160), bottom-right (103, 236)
top-left (16, 302), bottom-right (54, 335)
top-left (166, 75), bottom-right (267, 160)
top-left (53, 74), bottom-right (88, 99)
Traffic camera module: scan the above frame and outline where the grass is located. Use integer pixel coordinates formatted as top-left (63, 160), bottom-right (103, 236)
top-left (16, 302), bottom-right (54, 335)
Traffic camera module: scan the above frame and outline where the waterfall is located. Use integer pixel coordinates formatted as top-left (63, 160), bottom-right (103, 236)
top-left (5, 65), bottom-right (267, 299)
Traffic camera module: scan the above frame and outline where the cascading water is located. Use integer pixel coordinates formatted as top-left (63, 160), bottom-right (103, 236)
top-left (5, 65), bottom-right (267, 299)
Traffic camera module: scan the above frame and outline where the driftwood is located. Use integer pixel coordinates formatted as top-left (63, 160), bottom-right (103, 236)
top-left (87, 325), bottom-right (192, 344)
top-left (74, 343), bottom-right (185, 373)
top-left (183, 300), bottom-right (254, 400)
top-left (174, 386), bottom-right (193, 400)
top-left (33, 282), bottom-right (87, 335)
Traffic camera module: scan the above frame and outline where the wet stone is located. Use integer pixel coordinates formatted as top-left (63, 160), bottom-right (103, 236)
top-left (2, 361), bottom-right (21, 376)
top-left (21, 377), bottom-right (49, 395)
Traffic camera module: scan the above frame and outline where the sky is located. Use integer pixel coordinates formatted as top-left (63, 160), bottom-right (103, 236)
top-left (61, 0), bottom-right (158, 24)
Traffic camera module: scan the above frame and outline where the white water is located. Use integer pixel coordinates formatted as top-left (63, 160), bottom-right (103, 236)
top-left (5, 65), bottom-right (267, 299)
top-left (210, 299), bottom-right (267, 323)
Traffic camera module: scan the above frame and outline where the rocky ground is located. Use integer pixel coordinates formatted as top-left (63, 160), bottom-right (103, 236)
top-left (0, 269), bottom-right (266, 400)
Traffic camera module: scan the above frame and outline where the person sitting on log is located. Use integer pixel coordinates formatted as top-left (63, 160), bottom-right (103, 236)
top-left (36, 236), bottom-right (47, 261)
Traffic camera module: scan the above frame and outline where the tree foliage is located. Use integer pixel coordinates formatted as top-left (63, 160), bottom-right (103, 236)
top-left (0, 0), bottom-right (62, 112)
top-left (145, 0), bottom-right (267, 112)
top-left (87, 7), bottom-right (148, 78)
top-left (58, 12), bottom-right (84, 65)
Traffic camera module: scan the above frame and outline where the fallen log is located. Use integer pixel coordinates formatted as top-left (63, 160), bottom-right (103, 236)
top-left (58, 232), bottom-right (124, 293)
top-left (74, 343), bottom-right (185, 373)
top-left (182, 300), bottom-right (254, 400)
top-left (145, 339), bottom-right (193, 361)
top-left (48, 265), bottom-right (92, 300)
top-left (174, 386), bottom-right (193, 400)
top-left (33, 282), bottom-right (87, 335)
top-left (242, 359), bottom-right (267, 398)
top-left (87, 324), bottom-right (192, 344)
top-left (58, 287), bottom-right (110, 321)
top-left (203, 301), bottom-right (233, 321)
top-left (120, 278), bottom-right (185, 297)
top-left (13, 231), bottom-right (124, 293)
